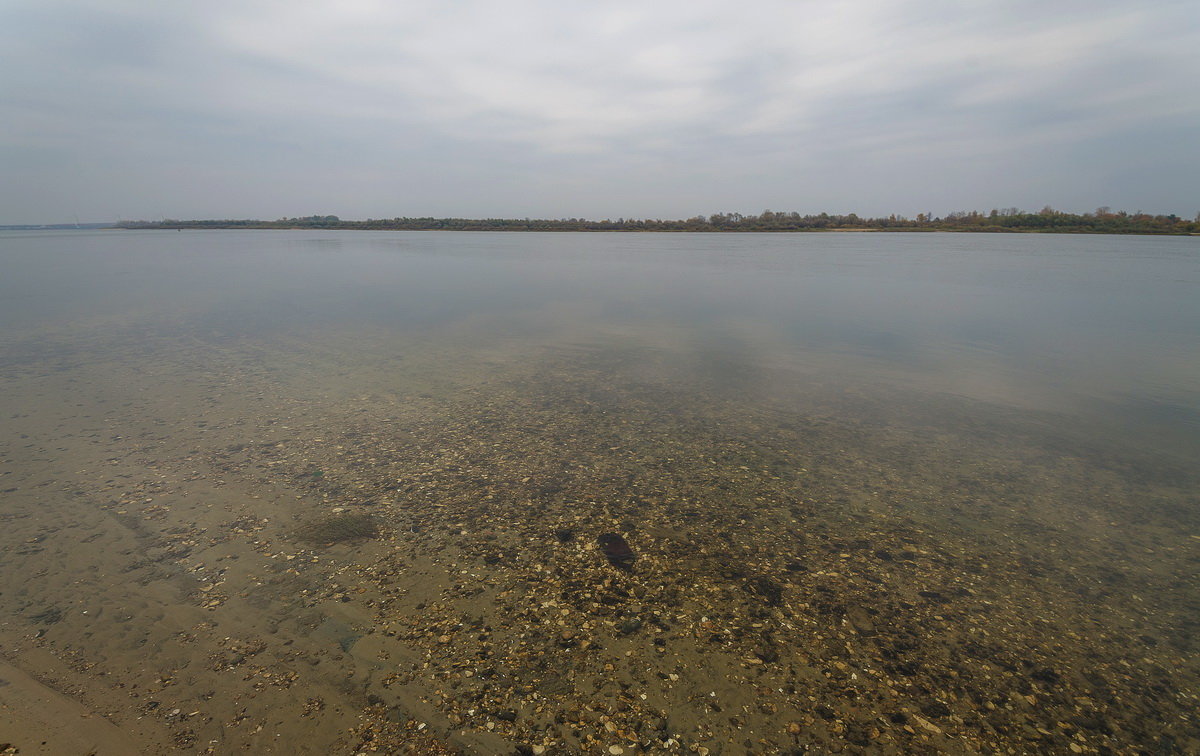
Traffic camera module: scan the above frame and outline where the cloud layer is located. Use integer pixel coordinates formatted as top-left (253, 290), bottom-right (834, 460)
top-left (3, 0), bottom-right (1197, 222)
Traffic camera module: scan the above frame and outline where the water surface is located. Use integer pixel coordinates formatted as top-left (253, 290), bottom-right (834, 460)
top-left (0, 230), bottom-right (1196, 754)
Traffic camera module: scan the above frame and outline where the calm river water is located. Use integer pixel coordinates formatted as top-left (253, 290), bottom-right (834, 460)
top-left (0, 229), bottom-right (1196, 754)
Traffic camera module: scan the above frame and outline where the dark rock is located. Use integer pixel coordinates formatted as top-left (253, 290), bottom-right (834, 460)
top-left (555, 528), bottom-right (575, 543)
top-left (1031, 667), bottom-right (1060, 685)
top-left (717, 557), bottom-right (747, 580)
top-left (618, 618), bottom-right (643, 635)
top-left (845, 723), bottom-right (872, 747)
top-left (845, 606), bottom-right (875, 635)
top-left (921, 700), bottom-right (951, 718)
top-left (747, 576), bottom-right (784, 606)
top-left (597, 533), bottom-right (636, 569)
top-left (1071, 713), bottom-right (1111, 735)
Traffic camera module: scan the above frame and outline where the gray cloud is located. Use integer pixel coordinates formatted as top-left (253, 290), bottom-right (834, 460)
top-left (2, 0), bottom-right (1197, 223)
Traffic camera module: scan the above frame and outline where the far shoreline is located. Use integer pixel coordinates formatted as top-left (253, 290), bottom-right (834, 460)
top-left (108, 226), bottom-right (1199, 237)
top-left (109, 208), bottom-right (1199, 236)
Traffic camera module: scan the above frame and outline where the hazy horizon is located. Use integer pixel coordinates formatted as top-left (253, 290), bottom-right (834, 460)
top-left (7, 204), bottom-right (1197, 228)
top-left (3, 0), bottom-right (1198, 225)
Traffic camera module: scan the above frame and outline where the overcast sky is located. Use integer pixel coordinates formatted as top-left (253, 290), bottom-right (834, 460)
top-left (2, 0), bottom-right (1197, 223)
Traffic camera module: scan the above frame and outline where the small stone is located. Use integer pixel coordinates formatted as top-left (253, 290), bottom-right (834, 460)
top-left (912, 715), bottom-right (943, 735)
top-left (845, 606), bottom-right (875, 635)
top-left (609, 746), bottom-right (624, 755)
top-left (618, 618), bottom-right (643, 635)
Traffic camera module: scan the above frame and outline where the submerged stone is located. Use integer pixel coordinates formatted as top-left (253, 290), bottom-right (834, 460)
top-left (747, 575), bottom-right (784, 606)
top-left (597, 533), bottom-right (636, 569)
top-left (845, 605), bottom-right (876, 635)
top-left (617, 617), bottom-right (643, 635)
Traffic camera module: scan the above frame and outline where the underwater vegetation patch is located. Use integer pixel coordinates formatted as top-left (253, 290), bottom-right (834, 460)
top-left (293, 512), bottom-right (380, 546)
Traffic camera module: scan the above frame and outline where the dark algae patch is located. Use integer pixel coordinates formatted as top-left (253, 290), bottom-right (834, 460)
top-left (293, 512), bottom-right (380, 546)
top-left (28, 606), bottom-right (64, 625)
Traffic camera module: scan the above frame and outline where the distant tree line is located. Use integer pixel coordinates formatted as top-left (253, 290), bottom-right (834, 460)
top-left (116, 208), bottom-right (1200, 234)
top-left (0, 222), bottom-right (114, 230)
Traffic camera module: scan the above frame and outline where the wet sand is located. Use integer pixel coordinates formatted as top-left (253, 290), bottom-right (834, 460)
top-left (0, 324), bottom-right (1196, 755)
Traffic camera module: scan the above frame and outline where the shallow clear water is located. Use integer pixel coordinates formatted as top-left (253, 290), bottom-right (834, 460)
top-left (3, 229), bottom-right (1197, 444)
top-left (0, 229), bottom-right (1197, 754)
